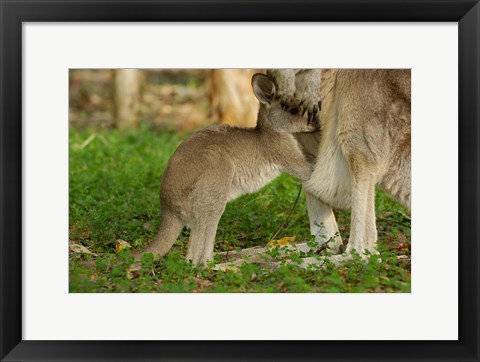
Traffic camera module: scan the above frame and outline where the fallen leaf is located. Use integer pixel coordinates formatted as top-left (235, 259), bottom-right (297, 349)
top-left (126, 264), bottom-right (141, 280)
top-left (115, 239), bottom-right (132, 253)
top-left (69, 243), bottom-right (97, 256)
top-left (268, 236), bottom-right (296, 247)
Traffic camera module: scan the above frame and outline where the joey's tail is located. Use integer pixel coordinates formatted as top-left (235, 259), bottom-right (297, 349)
top-left (138, 211), bottom-right (184, 258)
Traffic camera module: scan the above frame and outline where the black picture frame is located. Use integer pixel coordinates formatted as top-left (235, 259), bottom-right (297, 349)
top-left (1, 1), bottom-right (479, 361)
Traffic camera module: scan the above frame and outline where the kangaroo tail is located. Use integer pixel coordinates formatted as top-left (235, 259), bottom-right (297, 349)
top-left (137, 211), bottom-right (184, 258)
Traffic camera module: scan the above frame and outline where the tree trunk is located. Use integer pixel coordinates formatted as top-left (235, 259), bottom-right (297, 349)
top-left (206, 69), bottom-right (261, 128)
top-left (113, 69), bottom-right (140, 129)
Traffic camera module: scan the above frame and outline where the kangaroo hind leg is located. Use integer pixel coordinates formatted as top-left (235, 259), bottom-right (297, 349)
top-left (345, 171), bottom-right (377, 257)
top-left (186, 211), bottom-right (223, 266)
top-left (184, 164), bottom-right (232, 266)
top-left (305, 191), bottom-right (343, 254)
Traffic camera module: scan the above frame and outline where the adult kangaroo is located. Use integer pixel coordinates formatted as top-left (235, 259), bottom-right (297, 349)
top-left (270, 69), bottom-right (411, 256)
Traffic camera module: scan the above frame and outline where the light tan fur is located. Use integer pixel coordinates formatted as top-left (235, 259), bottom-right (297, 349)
top-left (271, 69), bottom-right (411, 255)
top-left (267, 69), bottom-right (322, 121)
top-left (138, 74), bottom-right (319, 265)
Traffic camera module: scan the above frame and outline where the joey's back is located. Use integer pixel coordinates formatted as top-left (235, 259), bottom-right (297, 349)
top-left (161, 123), bottom-right (304, 207)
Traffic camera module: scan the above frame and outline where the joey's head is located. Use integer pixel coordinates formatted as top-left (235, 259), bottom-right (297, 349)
top-left (251, 73), bottom-right (319, 133)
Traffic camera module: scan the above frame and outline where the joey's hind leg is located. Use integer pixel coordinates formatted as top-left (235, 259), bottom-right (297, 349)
top-left (305, 191), bottom-right (343, 254)
top-left (186, 211), bottom-right (223, 266)
top-left (185, 165), bottom-right (232, 266)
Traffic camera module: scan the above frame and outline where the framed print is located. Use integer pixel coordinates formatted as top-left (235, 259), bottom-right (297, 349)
top-left (1, 0), bottom-right (479, 361)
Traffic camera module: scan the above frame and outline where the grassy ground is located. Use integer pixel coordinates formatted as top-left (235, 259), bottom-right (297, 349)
top-left (69, 125), bottom-right (411, 293)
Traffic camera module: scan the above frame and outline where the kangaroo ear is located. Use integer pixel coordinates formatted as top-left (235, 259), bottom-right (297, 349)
top-left (252, 73), bottom-right (276, 105)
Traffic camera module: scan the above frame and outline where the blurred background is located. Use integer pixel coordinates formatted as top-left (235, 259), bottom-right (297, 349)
top-left (69, 69), bottom-right (265, 131)
top-left (69, 69), bottom-right (411, 293)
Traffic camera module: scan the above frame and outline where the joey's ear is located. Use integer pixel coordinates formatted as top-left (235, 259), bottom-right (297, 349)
top-left (252, 73), bottom-right (276, 105)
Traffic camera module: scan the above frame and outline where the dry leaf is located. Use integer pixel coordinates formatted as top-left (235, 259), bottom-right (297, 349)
top-left (267, 236), bottom-right (296, 247)
top-left (69, 243), bottom-right (97, 256)
top-left (126, 264), bottom-right (141, 280)
top-left (115, 239), bottom-right (132, 253)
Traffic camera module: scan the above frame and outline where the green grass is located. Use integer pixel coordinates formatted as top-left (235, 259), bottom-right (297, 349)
top-left (69, 125), bottom-right (411, 293)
